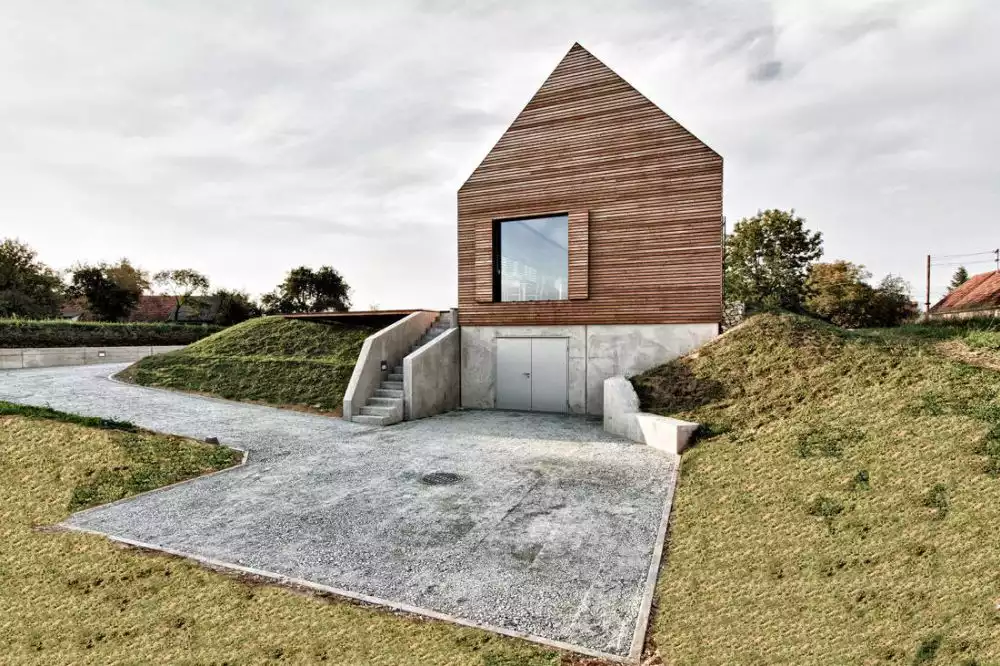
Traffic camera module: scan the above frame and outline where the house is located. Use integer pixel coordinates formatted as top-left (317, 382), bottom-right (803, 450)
top-left (457, 43), bottom-right (723, 415)
top-left (343, 43), bottom-right (723, 424)
top-left (129, 295), bottom-right (222, 324)
top-left (928, 270), bottom-right (1000, 319)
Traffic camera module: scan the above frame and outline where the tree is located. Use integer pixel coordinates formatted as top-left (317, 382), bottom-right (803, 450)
top-left (724, 209), bottom-right (823, 312)
top-left (212, 289), bottom-right (260, 326)
top-left (949, 266), bottom-right (969, 292)
top-left (868, 275), bottom-right (918, 327)
top-left (0, 238), bottom-right (63, 318)
top-left (805, 261), bottom-right (874, 329)
top-left (69, 259), bottom-right (149, 321)
top-left (153, 269), bottom-right (210, 321)
top-left (261, 266), bottom-right (351, 314)
top-left (805, 262), bottom-right (916, 328)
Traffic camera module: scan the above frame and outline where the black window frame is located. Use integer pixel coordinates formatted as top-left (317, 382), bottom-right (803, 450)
top-left (491, 212), bottom-right (570, 304)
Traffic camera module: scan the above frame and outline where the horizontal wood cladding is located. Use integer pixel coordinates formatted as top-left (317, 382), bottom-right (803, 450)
top-left (567, 211), bottom-right (589, 300)
top-left (458, 43), bottom-right (722, 327)
top-left (474, 220), bottom-right (492, 303)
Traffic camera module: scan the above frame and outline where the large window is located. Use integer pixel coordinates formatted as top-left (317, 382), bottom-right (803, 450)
top-left (494, 214), bottom-right (569, 302)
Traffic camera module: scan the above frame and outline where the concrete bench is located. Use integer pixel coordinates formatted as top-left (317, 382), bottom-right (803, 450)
top-left (602, 376), bottom-right (699, 456)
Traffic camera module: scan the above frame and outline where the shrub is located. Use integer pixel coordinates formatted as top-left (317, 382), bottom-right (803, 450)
top-left (0, 319), bottom-right (222, 348)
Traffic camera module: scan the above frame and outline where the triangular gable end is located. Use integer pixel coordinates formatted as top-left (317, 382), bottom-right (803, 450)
top-left (460, 42), bottom-right (719, 189)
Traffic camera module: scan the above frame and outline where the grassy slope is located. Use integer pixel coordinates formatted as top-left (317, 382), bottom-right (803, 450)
top-left (116, 317), bottom-right (372, 413)
top-left (0, 405), bottom-right (558, 666)
top-left (0, 319), bottom-right (222, 348)
top-left (633, 314), bottom-right (1000, 666)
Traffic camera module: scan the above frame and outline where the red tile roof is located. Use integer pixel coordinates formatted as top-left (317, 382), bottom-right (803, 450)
top-left (129, 295), bottom-right (178, 322)
top-left (929, 270), bottom-right (1000, 314)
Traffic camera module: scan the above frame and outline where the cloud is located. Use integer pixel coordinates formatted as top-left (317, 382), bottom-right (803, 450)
top-left (0, 0), bottom-right (997, 308)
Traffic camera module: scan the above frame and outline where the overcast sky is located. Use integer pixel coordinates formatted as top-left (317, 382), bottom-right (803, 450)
top-left (2, 0), bottom-right (997, 309)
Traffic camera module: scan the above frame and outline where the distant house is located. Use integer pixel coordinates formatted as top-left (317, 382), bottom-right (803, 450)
top-left (928, 270), bottom-right (1000, 319)
top-left (60, 294), bottom-right (221, 323)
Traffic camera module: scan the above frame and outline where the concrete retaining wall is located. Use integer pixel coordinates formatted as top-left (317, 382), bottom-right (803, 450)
top-left (342, 310), bottom-right (438, 420)
top-left (603, 376), bottom-right (698, 456)
top-left (404, 327), bottom-right (460, 420)
top-left (0, 345), bottom-right (185, 370)
top-left (460, 323), bottom-right (717, 415)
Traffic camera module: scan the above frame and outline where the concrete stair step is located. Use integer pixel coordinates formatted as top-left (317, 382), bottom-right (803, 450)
top-left (374, 388), bottom-right (403, 398)
top-left (387, 372), bottom-right (404, 382)
top-left (368, 396), bottom-right (402, 407)
top-left (352, 414), bottom-right (391, 426)
top-left (381, 380), bottom-right (403, 390)
top-left (360, 405), bottom-right (396, 417)
top-left (393, 366), bottom-right (403, 375)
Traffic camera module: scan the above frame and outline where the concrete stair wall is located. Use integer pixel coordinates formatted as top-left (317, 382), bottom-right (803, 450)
top-left (351, 311), bottom-right (451, 426)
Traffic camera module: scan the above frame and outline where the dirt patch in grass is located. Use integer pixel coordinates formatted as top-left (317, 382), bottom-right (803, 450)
top-left (935, 339), bottom-right (1000, 372)
top-left (116, 317), bottom-right (371, 412)
top-left (0, 407), bottom-right (572, 666)
top-left (634, 313), bottom-right (1000, 665)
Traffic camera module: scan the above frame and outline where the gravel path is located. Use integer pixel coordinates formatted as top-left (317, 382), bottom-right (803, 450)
top-left (0, 364), bottom-right (677, 661)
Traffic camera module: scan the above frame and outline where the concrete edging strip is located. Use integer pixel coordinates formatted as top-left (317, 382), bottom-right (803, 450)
top-left (628, 456), bottom-right (679, 661)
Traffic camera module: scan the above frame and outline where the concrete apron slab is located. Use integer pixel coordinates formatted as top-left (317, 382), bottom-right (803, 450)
top-left (0, 365), bottom-right (678, 663)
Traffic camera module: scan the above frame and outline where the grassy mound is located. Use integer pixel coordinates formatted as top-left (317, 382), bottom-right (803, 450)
top-left (633, 313), bottom-right (1000, 665)
top-left (116, 317), bottom-right (372, 413)
top-left (0, 405), bottom-right (554, 665)
top-left (0, 319), bottom-right (222, 348)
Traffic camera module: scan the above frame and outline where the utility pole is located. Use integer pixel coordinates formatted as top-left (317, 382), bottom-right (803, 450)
top-left (925, 254), bottom-right (931, 316)
top-left (995, 248), bottom-right (999, 273)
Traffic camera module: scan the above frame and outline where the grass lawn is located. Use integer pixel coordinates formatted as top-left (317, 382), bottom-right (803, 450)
top-left (7, 313), bottom-right (999, 665)
top-left (0, 402), bottom-right (564, 666)
top-left (634, 313), bottom-right (1000, 666)
top-left (115, 316), bottom-right (372, 413)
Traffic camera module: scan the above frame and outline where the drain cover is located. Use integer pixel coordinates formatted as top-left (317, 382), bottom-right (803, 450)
top-left (420, 471), bottom-right (461, 486)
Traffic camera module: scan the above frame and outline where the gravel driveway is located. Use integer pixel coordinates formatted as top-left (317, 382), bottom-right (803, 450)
top-left (0, 364), bottom-right (678, 662)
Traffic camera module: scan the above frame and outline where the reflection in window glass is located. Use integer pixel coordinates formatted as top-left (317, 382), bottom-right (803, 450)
top-left (497, 214), bottom-right (568, 302)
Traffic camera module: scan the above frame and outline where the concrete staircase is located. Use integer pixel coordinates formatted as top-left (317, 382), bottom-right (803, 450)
top-left (351, 312), bottom-right (451, 426)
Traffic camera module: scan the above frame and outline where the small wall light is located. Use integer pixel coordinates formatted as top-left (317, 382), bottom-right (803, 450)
top-left (380, 360), bottom-right (387, 372)
top-left (98, 351), bottom-right (106, 358)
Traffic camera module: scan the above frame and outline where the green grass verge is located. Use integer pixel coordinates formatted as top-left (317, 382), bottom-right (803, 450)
top-left (633, 313), bottom-right (1000, 665)
top-left (0, 400), bottom-right (137, 432)
top-left (0, 407), bottom-right (564, 664)
top-left (115, 317), bottom-right (372, 413)
top-left (0, 319), bottom-right (223, 348)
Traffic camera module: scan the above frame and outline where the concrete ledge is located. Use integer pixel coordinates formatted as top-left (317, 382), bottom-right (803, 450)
top-left (603, 376), bottom-right (698, 456)
top-left (343, 310), bottom-right (438, 420)
top-left (0, 345), bottom-right (185, 370)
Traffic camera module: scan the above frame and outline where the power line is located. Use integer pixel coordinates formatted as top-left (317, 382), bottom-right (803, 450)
top-left (931, 259), bottom-right (998, 267)
top-left (932, 250), bottom-right (997, 260)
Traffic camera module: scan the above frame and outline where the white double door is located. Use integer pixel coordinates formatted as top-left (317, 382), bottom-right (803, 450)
top-left (496, 337), bottom-right (568, 413)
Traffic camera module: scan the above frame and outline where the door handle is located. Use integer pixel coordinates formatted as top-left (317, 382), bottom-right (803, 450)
top-left (522, 372), bottom-right (531, 378)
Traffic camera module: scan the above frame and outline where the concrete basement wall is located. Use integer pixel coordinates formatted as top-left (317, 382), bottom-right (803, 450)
top-left (342, 310), bottom-right (438, 420)
top-left (403, 327), bottom-right (460, 420)
top-left (460, 323), bottom-right (717, 415)
top-left (0, 345), bottom-right (185, 370)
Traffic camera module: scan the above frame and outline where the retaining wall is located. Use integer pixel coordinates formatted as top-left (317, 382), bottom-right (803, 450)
top-left (0, 345), bottom-right (185, 370)
top-left (404, 327), bottom-right (460, 420)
